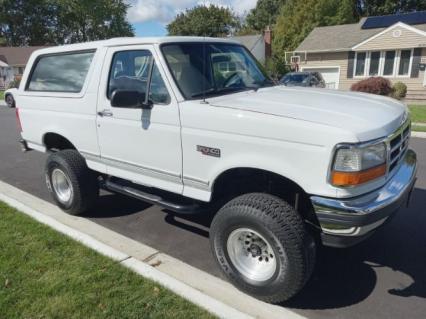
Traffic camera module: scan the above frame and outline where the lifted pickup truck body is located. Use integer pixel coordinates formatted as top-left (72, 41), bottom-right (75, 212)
top-left (15, 37), bottom-right (417, 303)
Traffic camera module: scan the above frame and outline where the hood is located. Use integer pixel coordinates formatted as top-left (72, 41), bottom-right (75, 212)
top-left (207, 86), bottom-right (407, 141)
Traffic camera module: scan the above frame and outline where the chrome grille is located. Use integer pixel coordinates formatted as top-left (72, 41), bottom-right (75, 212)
top-left (388, 121), bottom-right (410, 173)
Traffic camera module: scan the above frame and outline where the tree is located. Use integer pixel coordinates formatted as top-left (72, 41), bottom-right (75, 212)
top-left (167, 5), bottom-right (240, 37)
top-left (269, 0), bottom-right (357, 77)
top-left (0, 0), bottom-right (58, 46)
top-left (244, 0), bottom-right (287, 32)
top-left (273, 0), bottom-right (357, 52)
top-left (54, 0), bottom-right (134, 44)
top-left (0, 0), bottom-right (134, 46)
top-left (356, 0), bottom-right (426, 16)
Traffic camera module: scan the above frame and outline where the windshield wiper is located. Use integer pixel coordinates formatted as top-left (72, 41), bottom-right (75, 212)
top-left (191, 86), bottom-right (262, 99)
top-left (191, 88), bottom-right (216, 98)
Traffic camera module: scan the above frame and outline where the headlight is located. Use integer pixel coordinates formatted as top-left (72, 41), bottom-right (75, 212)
top-left (331, 142), bottom-right (387, 187)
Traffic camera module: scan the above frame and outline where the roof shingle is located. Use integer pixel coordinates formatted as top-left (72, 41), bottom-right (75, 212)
top-left (296, 21), bottom-right (426, 52)
top-left (0, 46), bottom-right (48, 66)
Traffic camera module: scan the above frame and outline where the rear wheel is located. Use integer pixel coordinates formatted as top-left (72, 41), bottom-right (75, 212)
top-left (210, 193), bottom-right (315, 303)
top-left (45, 150), bottom-right (99, 215)
top-left (5, 94), bottom-right (15, 108)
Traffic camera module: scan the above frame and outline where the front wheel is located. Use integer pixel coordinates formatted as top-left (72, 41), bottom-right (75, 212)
top-left (210, 193), bottom-right (315, 303)
top-left (45, 150), bottom-right (99, 215)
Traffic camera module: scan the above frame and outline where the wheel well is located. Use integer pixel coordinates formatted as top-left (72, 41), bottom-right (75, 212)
top-left (211, 168), bottom-right (319, 226)
top-left (43, 133), bottom-right (76, 151)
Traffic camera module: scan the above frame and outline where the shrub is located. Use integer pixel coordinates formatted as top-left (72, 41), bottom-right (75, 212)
top-left (392, 81), bottom-right (407, 100)
top-left (350, 77), bottom-right (393, 96)
top-left (7, 76), bottom-right (21, 89)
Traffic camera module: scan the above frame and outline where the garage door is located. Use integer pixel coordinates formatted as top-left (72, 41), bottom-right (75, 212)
top-left (302, 67), bottom-right (340, 89)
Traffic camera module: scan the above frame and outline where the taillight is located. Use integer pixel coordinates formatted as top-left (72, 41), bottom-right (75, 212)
top-left (15, 108), bottom-right (23, 132)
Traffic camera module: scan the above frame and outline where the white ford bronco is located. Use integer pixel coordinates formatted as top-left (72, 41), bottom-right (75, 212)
top-left (16, 37), bottom-right (417, 303)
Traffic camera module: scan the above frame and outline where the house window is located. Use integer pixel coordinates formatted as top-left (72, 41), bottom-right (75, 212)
top-left (353, 49), bottom-right (413, 78)
top-left (369, 51), bottom-right (380, 76)
top-left (398, 49), bottom-right (412, 76)
top-left (383, 51), bottom-right (396, 76)
top-left (355, 52), bottom-right (366, 76)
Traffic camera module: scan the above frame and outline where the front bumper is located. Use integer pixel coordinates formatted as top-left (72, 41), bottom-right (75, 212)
top-left (311, 149), bottom-right (417, 248)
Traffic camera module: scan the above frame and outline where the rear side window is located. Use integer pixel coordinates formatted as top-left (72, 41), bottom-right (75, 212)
top-left (27, 51), bottom-right (95, 93)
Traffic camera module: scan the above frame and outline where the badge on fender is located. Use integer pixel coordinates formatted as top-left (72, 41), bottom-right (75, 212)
top-left (197, 145), bottom-right (221, 158)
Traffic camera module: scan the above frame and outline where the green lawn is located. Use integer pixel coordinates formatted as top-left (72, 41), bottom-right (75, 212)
top-left (0, 90), bottom-right (4, 100)
top-left (408, 105), bottom-right (426, 123)
top-left (0, 202), bottom-right (215, 319)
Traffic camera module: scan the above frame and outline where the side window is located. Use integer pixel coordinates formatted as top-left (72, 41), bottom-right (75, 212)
top-left (27, 51), bottom-right (94, 92)
top-left (108, 50), bottom-right (170, 104)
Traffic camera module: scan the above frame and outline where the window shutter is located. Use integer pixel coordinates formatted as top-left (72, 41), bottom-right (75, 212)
top-left (411, 48), bottom-right (422, 78)
top-left (347, 51), bottom-right (355, 79)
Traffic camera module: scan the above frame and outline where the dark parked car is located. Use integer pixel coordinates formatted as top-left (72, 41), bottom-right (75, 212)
top-left (281, 72), bottom-right (326, 88)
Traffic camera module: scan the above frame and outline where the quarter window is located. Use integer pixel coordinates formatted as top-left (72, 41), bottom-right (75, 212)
top-left (108, 50), bottom-right (170, 104)
top-left (27, 51), bottom-right (94, 92)
top-left (398, 50), bottom-right (412, 76)
top-left (383, 51), bottom-right (396, 76)
top-left (355, 52), bottom-right (366, 76)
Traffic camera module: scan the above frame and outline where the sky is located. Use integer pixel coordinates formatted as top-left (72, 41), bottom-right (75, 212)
top-left (127, 0), bottom-right (258, 37)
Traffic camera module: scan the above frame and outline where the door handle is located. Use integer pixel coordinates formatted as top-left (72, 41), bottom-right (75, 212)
top-left (97, 110), bottom-right (113, 117)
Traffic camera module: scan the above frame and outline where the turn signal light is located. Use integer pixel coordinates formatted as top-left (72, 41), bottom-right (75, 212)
top-left (331, 164), bottom-right (386, 186)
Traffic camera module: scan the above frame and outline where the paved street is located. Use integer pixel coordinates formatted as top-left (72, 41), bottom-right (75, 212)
top-left (0, 106), bottom-right (425, 319)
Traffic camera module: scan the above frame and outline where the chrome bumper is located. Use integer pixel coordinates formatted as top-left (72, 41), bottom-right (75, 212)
top-left (311, 149), bottom-right (417, 247)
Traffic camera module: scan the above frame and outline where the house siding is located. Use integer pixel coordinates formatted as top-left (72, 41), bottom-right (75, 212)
top-left (304, 49), bottom-right (426, 91)
top-left (355, 27), bottom-right (426, 51)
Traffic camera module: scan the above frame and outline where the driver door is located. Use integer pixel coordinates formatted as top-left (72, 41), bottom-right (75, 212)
top-left (96, 45), bottom-right (183, 194)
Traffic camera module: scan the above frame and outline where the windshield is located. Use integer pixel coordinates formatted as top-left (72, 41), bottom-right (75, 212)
top-left (161, 42), bottom-right (273, 99)
top-left (281, 73), bottom-right (310, 84)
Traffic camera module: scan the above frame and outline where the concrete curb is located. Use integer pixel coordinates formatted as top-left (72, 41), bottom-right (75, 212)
top-left (0, 180), bottom-right (307, 319)
top-left (412, 131), bottom-right (426, 138)
top-left (412, 122), bottom-right (426, 127)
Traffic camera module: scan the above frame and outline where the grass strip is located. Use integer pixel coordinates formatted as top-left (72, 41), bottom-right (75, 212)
top-left (0, 201), bottom-right (216, 319)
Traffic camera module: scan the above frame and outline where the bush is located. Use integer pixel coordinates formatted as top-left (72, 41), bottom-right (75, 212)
top-left (350, 77), bottom-right (393, 96)
top-left (392, 81), bottom-right (407, 100)
top-left (264, 56), bottom-right (289, 81)
top-left (7, 76), bottom-right (21, 89)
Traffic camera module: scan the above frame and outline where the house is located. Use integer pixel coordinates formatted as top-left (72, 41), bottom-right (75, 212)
top-left (229, 27), bottom-right (272, 64)
top-left (0, 46), bottom-right (46, 89)
top-left (292, 11), bottom-right (426, 99)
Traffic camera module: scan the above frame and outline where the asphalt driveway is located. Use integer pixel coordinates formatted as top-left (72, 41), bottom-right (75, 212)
top-left (0, 106), bottom-right (425, 319)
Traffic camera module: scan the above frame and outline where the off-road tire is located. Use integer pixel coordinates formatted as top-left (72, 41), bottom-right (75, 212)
top-left (210, 193), bottom-right (316, 303)
top-left (45, 150), bottom-right (99, 215)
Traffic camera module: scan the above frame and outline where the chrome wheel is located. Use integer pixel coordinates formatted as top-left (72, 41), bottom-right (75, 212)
top-left (51, 168), bottom-right (73, 203)
top-left (227, 228), bottom-right (277, 282)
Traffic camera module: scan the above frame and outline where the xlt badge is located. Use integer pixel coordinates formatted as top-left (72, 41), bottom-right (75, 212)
top-left (197, 145), bottom-right (221, 158)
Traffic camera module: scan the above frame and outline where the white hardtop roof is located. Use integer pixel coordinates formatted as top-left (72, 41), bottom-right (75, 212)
top-left (33, 36), bottom-right (240, 55)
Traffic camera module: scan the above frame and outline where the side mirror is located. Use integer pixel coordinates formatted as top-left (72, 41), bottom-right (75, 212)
top-left (111, 90), bottom-right (152, 109)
